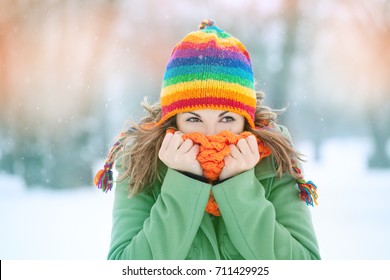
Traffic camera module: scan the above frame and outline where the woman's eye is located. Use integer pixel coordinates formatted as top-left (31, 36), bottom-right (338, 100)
top-left (186, 117), bottom-right (202, 122)
top-left (221, 116), bottom-right (235, 122)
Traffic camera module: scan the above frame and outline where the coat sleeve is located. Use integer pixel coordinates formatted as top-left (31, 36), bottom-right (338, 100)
top-left (107, 165), bottom-right (211, 260)
top-left (212, 166), bottom-right (320, 260)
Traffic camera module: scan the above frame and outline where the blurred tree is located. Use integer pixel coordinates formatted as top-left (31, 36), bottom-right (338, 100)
top-left (338, 0), bottom-right (390, 168)
top-left (269, 0), bottom-right (300, 126)
top-left (0, 0), bottom-right (118, 188)
top-left (358, 2), bottom-right (390, 168)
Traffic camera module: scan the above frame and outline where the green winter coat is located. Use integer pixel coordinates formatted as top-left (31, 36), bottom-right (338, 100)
top-left (107, 144), bottom-right (321, 260)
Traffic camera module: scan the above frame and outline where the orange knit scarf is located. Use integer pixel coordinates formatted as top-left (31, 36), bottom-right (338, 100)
top-left (167, 129), bottom-right (272, 216)
top-left (95, 128), bottom-right (318, 212)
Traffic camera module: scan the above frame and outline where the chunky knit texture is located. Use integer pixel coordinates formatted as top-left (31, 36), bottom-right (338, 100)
top-left (167, 128), bottom-right (272, 216)
top-left (156, 19), bottom-right (257, 128)
top-left (94, 128), bottom-right (318, 213)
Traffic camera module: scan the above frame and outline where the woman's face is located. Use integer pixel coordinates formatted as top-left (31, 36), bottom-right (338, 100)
top-left (176, 109), bottom-right (245, 136)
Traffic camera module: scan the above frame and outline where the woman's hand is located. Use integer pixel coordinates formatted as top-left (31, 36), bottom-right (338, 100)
top-left (158, 131), bottom-right (203, 176)
top-left (219, 135), bottom-right (260, 181)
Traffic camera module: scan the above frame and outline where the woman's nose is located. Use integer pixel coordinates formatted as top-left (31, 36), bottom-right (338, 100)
top-left (205, 125), bottom-right (217, 136)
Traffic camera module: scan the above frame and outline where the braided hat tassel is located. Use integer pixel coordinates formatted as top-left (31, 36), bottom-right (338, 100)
top-left (94, 132), bottom-right (127, 192)
top-left (293, 166), bottom-right (318, 206)
top-left (94, 163), bottom-right (113, 192)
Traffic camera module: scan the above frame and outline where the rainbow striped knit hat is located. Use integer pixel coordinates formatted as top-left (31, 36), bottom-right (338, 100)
top-left (156, 19), bottom-right (257, 127)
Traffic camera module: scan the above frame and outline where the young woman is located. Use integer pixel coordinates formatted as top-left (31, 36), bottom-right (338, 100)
top-left (95, 19), bottom-right (320, 260)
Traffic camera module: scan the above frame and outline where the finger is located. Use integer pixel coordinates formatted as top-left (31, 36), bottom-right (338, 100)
top-left (237, 138), bottom-right (251, 155)
top-left (178, 139), bottom-right (194, 154)
top-left (246, 135), bottom-right (259, 154)
top-left (169, 132), bottom-right (184, 150)
top-left (224, 154), bottom-right (234, 164)
top-left (188, 144), bottom-right (200, 156)
top-left (160, 132), bottom-right (173, 152)
top-left (229, 144), bottom-right (241, 159)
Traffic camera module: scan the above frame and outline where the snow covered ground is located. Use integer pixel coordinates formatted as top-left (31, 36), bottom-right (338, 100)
top-left (302, 138), bottom-right (390, 260)
top-left (0, 137), bottom-right (389, 260)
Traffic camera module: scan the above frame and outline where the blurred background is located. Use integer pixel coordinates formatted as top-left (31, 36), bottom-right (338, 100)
top-left (0, 0), bottom-right (389, 259)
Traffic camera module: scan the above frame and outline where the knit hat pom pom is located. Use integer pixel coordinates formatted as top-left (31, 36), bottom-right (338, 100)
top-left (198, 19), bottom-right (215, 29)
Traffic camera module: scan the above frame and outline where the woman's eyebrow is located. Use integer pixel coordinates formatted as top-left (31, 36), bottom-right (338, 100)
top-left (219, 111), bottom-right (229, 117)
top-left (187, 112), bottom-right (201, 117)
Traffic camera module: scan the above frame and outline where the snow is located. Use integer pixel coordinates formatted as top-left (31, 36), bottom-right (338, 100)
top-left (1, 138), bottom-right (389, 260)
top-left (300, 138), bottom-right (390, 259)
top-left (0, 180), bottom-right (114, 260)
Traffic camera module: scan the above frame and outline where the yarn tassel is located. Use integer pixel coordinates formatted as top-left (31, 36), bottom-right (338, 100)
top-left (293, 165), bottom-right (318, 206)
top-left (94, 132), bottom-right (128, 192)
top-left (297, 180), bottom-right (318, 206)
top-left (94, 163), bottom-right (113, 192)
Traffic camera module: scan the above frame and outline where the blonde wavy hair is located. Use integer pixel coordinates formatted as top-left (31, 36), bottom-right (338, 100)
top-left (116, 91), bottom-right (302, 196)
